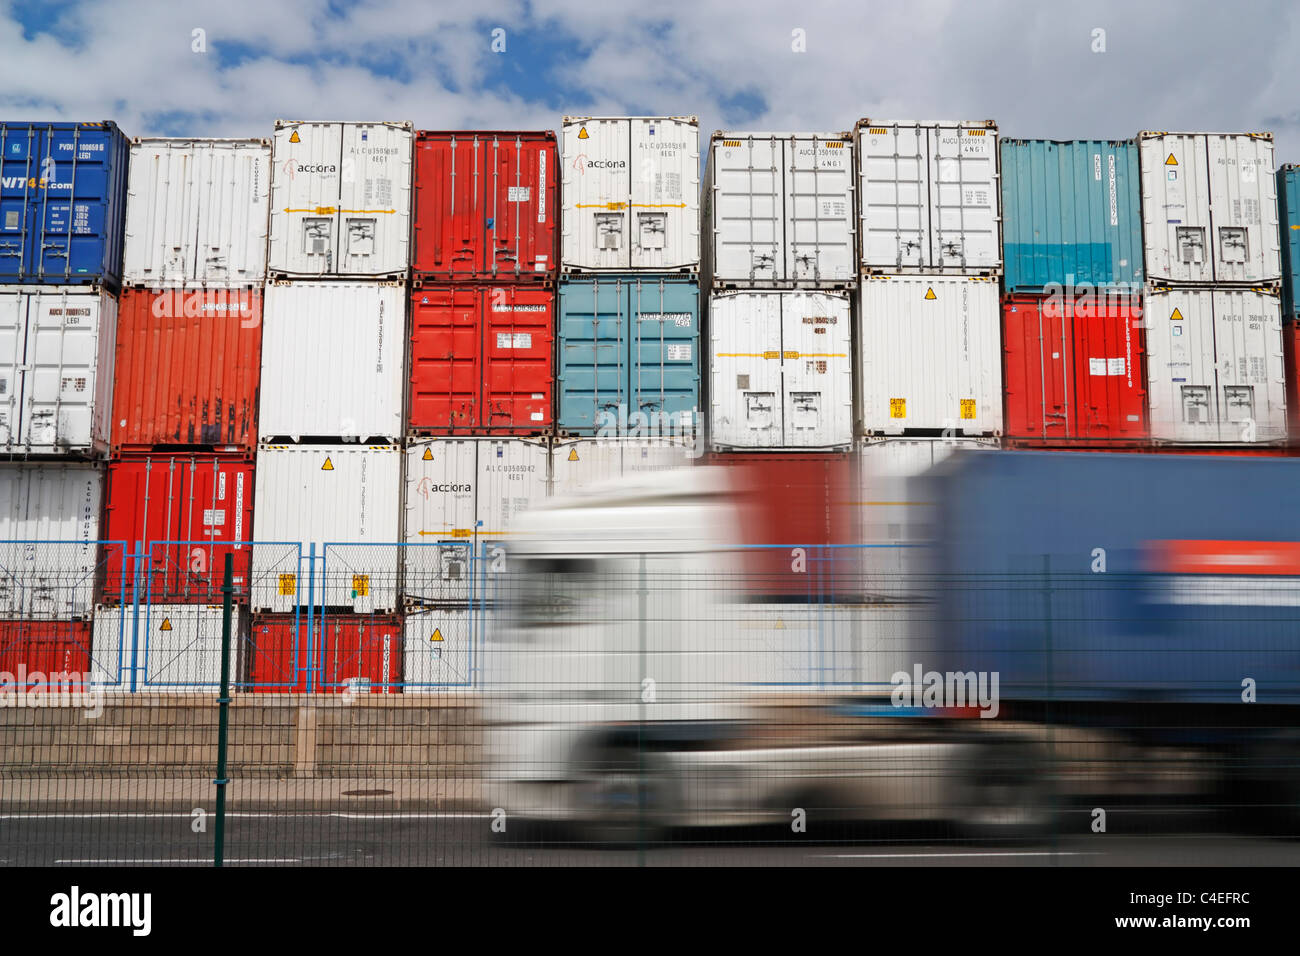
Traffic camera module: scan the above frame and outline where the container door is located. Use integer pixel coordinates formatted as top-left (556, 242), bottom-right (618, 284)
top-left (780, 291), bottom-right (852, 447)
top-left (630, 118), bottom-right (696, 271)
top-left (338, 123), bottom-right (410, 276)
top-left (1212, 290), bottom-right (1287, 443)
top-left (0, 127), bottom-right (38, 280)
top-left (1073, 297), bottom-right (1145, 440)
top-left (35, 126), bottom-right (116, 283)
top-left (408, 286), bottom-right (482, 432)
top-left (928, 125), bottom-right (999, 272)
top-left (125, 142), bottom-right (197, 284)
top-left (273, 122), bottom-right (343, 276)
top-left (476, 439), bottom-right (549, 542)
top-left (784, 137), bottom-right (854, 283)
top-left (712, 135), bottom-right (783, 282)
top-left (708, 293), bottom-right (782, 448)
top-left (196, 140), bottom-right (269, 285)
top-left (1145, 290), bottom-right (1218, 442)
top-left (1205, 135), bottom-right (1279, 284)
top-left (858, 124), bottom-right (928, 271)
top-left (558, 278), bottom-right (628, 434)
top-left (563, 119), bottom-right (631, 271)
top-left (1281, 167), bottom-right (1300, 320)
top-left (160, 457), bottom-right (252, 603)
top-left (482, 285), bottom-right (553, 433)
top-left (22, 290), bottom-right (110, 452)
top-left (0, 290), bottom-right (25, 446)
top-left (412, 134), bottom-right (477, 278)
top-left (403, 439), bottom-right (476, 605)
top-left (487, 133), bottom-right (554, 279)
top-left (1003, 297), bottom-right (1070, 440)
top-left (1141, 134), bottom-right (1213, 285)
top-left (628, 278), bottom-right (698, 434)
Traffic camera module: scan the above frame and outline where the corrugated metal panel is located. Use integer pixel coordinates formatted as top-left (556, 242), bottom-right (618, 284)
top-left (550, 436), bottom-right (696, 498)
top-left (123, 138), bottom-right (270, 286)
top-left (0, 285), bottom-right (116, 455)
top-left (402, 605), bottom-right (472, 689)
top-left (859, 275), bottom-right (1002, 436)
top-left (1277, 165), bottom-right (1300, 319)
top-left (708, 290), bottom-right (853, 450)
top-left (251, 444), bottom-right (402, 612)
top-left (1145, 287), bottom-right (1287, 443)
top-left (1002, 293), bottom-right (1146, 443)
top-left (557, 275), bottom-right (700, 436)
top-left (408, 284), bottom-right (553, 435)
top-left (92, 603), bottom-right (247, 691)
top-left (112, 288), bottom-right (262, 451)
top-left (1286, 321), bottom-right (1300, 435)
top-left (703, 131), bottom-right (855, 287)
top-left (0, 620), bottom-right (94, 686)
top-left (248, 612), bottom-right (401, 693)
top-left (0, 121), bottom-right (131, 289)
top-left (1139, 132), bottom-right (1280, 285)
top-left (561, 116), bottom-right (700, 273)
top-left (1000, 139), bottom-right (1143, 293)
top-left (412, 130), bottom-right (556, 281)
top-left (0, 462), bottom-right (102, 619)
top-left (259, 281), bottom-right (404, 440)
top-left (101, 453), bottom-right (253, 604)
top-left (856, 120), bottom-right (1001, 275)
top-left (268, 120), bottom-right (413, 279)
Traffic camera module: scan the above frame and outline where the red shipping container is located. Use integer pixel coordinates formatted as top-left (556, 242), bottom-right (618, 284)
top-left (248, 613), bottom-right (401, 693)
top-left (412, 131), bottom-right (557, 282)
top-left (706, 452), bottom-right (858, 599)
top-left (409, 285), bottom-right (554, 435)
top-left (102, 453), bottom-right (254, 603)
top-left (1002, 293), bottom-right (1147, 445)
top-left (1285, 322), bottom-right (1300, 437)
top-left (112, 287), bottom-right (262, 452)
top-left (0, 620), bottom-right (92, 690)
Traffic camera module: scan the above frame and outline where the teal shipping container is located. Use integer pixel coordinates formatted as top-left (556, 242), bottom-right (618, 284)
top-left (1000, 139), bottom-right (1143, 293)
top-left (1278, 165), bottom-right (1300, 320)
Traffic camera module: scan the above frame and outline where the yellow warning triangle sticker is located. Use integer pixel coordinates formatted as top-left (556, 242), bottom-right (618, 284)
top-left (289, 130), bottom-right (301, 144)
top-left (1170, 307), bottom-right (1184, 320)
top-left (774, 618), bottom-right (785, 630)
top-left (422, 447), bottom-right (433, 461)
top-left (1165, 153), bottom-right (1177, 166)
top-left (578, 127), bottom-right (589, 140)
top-left (924, 288), bottom-right (937, 300)
top-left (568, 447), bottom-right (579, 461)
top-left (321, 456), bottom-right (334, 471)
top-left (160, 617), bottom-right (172, 631)
top-left (430, 628), bottom-right (444, 643)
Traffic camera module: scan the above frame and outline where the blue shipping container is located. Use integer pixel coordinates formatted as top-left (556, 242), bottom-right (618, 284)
top-left (0, 121), bottom-right (130, 289)
top-left (558, 275), bottom-right (700, 435)
top-left (1277, 165), bottom-right (1300, 320)
top-left (930, 450), bottom-right (1300, 706)
top-left (1000, 139), bottom-right (1143, 293)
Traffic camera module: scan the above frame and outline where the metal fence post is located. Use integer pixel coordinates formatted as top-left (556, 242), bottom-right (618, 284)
top-left (214, 553), bottom-right (234, 867)
top-left (128, 540), bottom-right (144, 693)
top-left (637, 551), bottom-right (647, 865)
top-left (306, 543), bottom-right (316, 694)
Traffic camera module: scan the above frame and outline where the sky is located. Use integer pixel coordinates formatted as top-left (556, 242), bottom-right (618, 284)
top-left (3, 0), bottom-right (1300, 161)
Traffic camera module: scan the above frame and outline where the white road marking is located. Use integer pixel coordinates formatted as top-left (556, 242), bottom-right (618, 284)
top-left (814, 850), bottom-right (1098, 859)
top-left (56, 858), bottom-right (301, 864)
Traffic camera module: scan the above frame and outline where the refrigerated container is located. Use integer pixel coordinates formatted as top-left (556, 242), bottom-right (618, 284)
top-left (111, 287), bottom-right (262, 452)
top-left (856, 120), bottom-right (1000, 275)
top-left (1002, 293), bottom-right (1146, 444)
top-left (403, 605), bottom-right (473, 689)
top-left (859, 275), bottom-right (1002, 436)
top-left (557, 274), bottom-right (700, 435)
top-left (1139, 132), bottom-right (1280, 286)
top-left (1144, 286), bottom-right (1287, 443)
top-left (248, 612), bottom-right (401, 693)
top-left (561, 116), bottom-right (699, 273)
top-left (251, 444), bottom-right (402, 612)
top-left (1286, 321), bottom-right (1300, 435)
top-left (708, 289), bottom-right (853, 450)
top-left (0, 620), bottom-right (94, 687)
top-left (123, 137), bottom-right (270, 286)
top-left (0, 285), bottom-right (116, 456)
top-left (1000, 139), bottom-right (1142, 293)
top-left (259, 281), bottom-right (404, 441)
top-left (0, 462), bottom-right (101, 619)
top-left (550, 435), bottom-right (696, 498)
top-left (268, 120), bottom-right (412, 279)
top-left (0, 121), bottom-right (131, 289)
top-left (92, 603), bottom-right (248, 691)
top-left (412, 131), bottom-right (556, 281)
top-left (408, 284), bottom-right (553, 435)
top-left (702, 131), bottom-right (855, 287)
top-left (101, 453), bottom-right (253, 604)
top-left (1277, 165), bottom-right (1300, 319)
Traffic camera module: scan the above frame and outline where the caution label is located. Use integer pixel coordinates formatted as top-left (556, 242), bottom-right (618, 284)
top-left (430, 628), bottom-right (444, 643)
top-left (422, 447), bottom-right (434, 461)
top-left (160, 618), bottom-right (172, 632)
top-left (960, 399), bottom-right (977, 419)
top-left (352, 575), bottom-right (369, 597)
top-left (578, 127), bottom-right (589, 140)
top-left (321, 456), bottom-right (334, 471)
top-left (924, 288), bottom-right (937, 300)
top-left (278, 574), bottom-right (297, 596)
top-left (890, 398), bottom-right (907, 418)
top-left (1165, 153), bottom-right (1178, 166)
top-left (1170, 308), bottom-right (1184, 321)
top-left (289, 130), bottom-right (301, 144)
top-left (568, 447), bottom-right (580, 462)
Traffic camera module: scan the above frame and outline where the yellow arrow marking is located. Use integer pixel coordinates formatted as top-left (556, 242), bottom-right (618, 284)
top-left (284, 207), bottom-right (338, 215)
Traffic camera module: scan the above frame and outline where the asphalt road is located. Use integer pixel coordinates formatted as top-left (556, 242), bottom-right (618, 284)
top-left (2, 809), bottom-right (1297, 866)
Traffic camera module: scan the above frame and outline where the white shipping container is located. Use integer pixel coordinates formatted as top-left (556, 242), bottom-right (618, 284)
top-left (859, 275), bottom-right (1003, 436)
top-left (857, 120), bottom-right (1001, 274)
top-left (561, 116), bottom-right (699, 273)
top-left (268, 120), bottom-right (413, 278)
top-left (0, 286), bottom-right (115, 456)
top-left (259, 281), bottom-right (405, 440)
top-left (1145, 288), bottom-right (1287, 443)
top-left (550, 436), bottom-right (696, 498)
top-left (403, 437), bottom-right (549, 604)
top-left (1139, 132), bottom-right (1280, 285)
top-left (703, 131), bottom-right (855, 287)
top-left (92, 603), bottom-right (246, 691)
top-left (123, 138), bottom-right (270, 286)
top-left (251, 444), bottom-right (402, 612)
top-left (0, 463), bottom-right (101, 619)
top-left (708, 290), bottom-right (853, 450)
top-left (403, 605), bottom-right (474, 690)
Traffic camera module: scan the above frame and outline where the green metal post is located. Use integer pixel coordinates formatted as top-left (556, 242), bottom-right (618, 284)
top-left (214, 553), bottom-right (234, 867)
